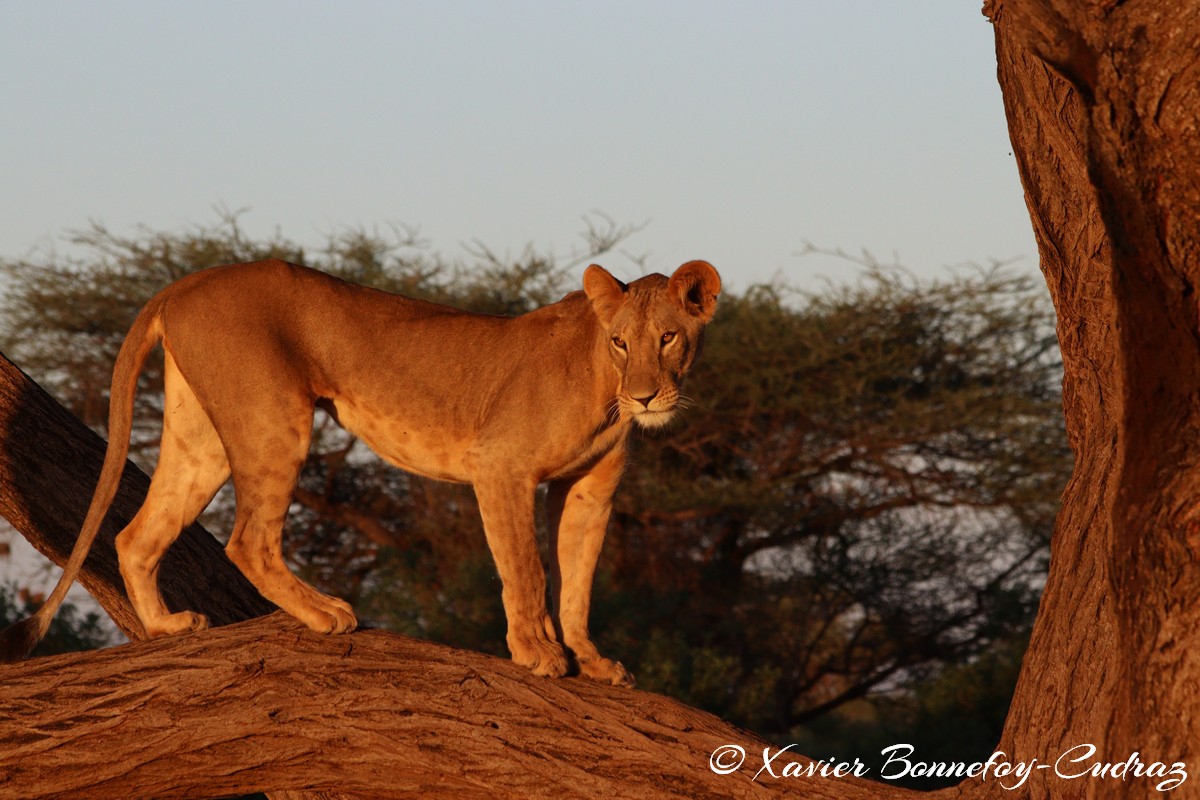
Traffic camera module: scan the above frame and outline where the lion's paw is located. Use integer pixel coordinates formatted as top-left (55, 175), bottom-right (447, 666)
top-left (580, 656), bottom-right (636, 688)
top-left (306, 603), bottom-right (358, 635)
top-left (145, 610), bottom-right (210, 637)
top-left (511, 635), bottom-right (569, 679)
top-left (290, 586), bottom-right (358, 634)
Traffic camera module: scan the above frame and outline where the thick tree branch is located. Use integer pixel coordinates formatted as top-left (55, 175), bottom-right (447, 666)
top-left (0, 613), bottom-right (924, 800)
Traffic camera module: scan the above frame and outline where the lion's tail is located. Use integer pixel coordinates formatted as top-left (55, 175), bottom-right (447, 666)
top-left (0, 297), bottom-right (165, 663)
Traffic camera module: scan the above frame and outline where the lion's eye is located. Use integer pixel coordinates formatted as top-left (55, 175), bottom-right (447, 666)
top-left (661, 331), bottom-right (676, 346)
top-left (611, 335), bottom-right (627, 350)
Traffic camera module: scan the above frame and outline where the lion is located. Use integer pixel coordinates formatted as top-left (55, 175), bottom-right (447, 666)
top-left (0, 258), bottom-right (721, 685)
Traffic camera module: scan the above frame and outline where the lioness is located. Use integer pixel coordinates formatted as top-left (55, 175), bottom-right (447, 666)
top-left (0, 258), bottom-right (720, 685)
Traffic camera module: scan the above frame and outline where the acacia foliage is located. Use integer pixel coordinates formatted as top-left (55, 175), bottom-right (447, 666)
top-left (0, 216), bottom-right (1069, 745)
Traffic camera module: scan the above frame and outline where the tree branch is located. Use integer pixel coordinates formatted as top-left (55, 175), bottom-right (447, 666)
top-left (0, 613), bottom-right (924, 800)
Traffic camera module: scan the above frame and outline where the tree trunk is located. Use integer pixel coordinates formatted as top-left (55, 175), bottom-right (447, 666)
top-left (978, 2), bottom-right (1200, 798)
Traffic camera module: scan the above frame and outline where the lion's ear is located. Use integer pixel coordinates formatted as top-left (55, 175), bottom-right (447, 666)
top-left (668, 260), bottom-right (721, 323)
top-left (583, 264), bottom-right (627, 326)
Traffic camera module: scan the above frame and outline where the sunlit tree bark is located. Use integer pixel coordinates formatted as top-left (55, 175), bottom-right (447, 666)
top-left (978, 2), bottom-right (1200, 797)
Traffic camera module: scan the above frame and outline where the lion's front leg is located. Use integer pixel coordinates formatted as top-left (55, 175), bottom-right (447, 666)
top-left (546, 448), bottom-right (635, 687)
top-left (473, 476), bottom-right (569, 679)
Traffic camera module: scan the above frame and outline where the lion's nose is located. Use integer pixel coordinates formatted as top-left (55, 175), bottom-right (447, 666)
top-left (631, 390), bottom-right (658, 409)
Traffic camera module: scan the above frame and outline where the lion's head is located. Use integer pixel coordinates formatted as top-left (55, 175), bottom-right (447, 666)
top-left (583, 260), bottom-right (721, 428)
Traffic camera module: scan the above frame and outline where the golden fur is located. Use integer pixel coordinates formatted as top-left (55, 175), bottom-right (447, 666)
top-left (0, 259), bottom-right (721, 685)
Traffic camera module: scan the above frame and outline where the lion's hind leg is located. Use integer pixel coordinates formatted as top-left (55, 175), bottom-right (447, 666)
top-left (116, 353), bottom-right (231, 637)
top-left (222, 411), bottom-right (358, 635)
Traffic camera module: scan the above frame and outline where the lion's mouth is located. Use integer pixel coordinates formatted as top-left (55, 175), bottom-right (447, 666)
top-left (629, 407), bottom-right (674, 429)
top-left (616, 390), bottom-right (677, 428)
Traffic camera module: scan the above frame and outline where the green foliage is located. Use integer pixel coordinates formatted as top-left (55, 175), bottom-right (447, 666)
top-left (0, 216), bottom-right (1070, 771)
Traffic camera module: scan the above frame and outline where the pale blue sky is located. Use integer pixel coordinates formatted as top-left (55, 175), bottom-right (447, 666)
top-left (2, 1), bottom-right (1036, 291)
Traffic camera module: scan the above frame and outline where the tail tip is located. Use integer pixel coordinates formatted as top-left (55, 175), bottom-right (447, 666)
top-left (0, 615), bottom-right (48, 664)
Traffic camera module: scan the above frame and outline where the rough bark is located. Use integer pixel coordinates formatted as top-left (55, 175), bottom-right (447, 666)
top-left (981, 2), bottom-right (1200, 798)
top-left (983, 2), bottom-right (1122, 792)
top-left (0, 613), bottom-right (926, 800)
